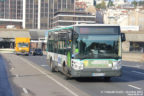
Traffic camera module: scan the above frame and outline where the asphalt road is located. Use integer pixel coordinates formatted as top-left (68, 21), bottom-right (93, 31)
top-left (22, 54), bottom-right (144, 96)
top-left (0, 55), bottom-right (13, 96)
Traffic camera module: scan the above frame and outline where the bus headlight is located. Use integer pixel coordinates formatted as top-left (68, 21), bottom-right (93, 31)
top-left (71, 60), bottom-right (83, 70)
top-left (112, 60), bottom-right (122, 70)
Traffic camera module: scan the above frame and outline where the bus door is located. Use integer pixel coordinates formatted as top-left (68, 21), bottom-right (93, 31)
top-left (54, 32), bottom-right (59, 66)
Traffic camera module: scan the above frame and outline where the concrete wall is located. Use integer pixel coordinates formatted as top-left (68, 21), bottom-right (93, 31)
top-left (122, 53), bottom-right (144, 62)
top-left (0, 29), bottom-right (30, 38)
top-left (122, 33), bottom-right (144, 52)
top-left (125, 33), bottom-right (144, 42)
top-left (122, 41), bottom-right (130, 52)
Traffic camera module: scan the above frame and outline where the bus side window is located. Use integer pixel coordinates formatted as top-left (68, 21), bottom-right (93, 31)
top-left (62, 41), bottom-right (65, 55)
top-left (49, 41), bottom-right (51, 52)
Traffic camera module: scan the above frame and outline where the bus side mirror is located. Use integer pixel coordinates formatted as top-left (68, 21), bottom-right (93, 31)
top-left (121, 33), bottom-right (126, 42)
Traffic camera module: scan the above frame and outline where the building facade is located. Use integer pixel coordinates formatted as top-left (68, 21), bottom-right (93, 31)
top-left (0, 0), bottom-right (98, 30)
top-left (25, 0), bottom-right (75, 29)
top-left (95, 0), bottom-right (109, 6)
top-left (0, 0), bottom-right (75, 29)
top-left (0, 0), bottom-right (23, 28)
top-left (52, 11), bottom-right (96, 28)
top-left (75, 0), bottom-right (95, 10)
top-left (75, 0), bottom-right (94, 7)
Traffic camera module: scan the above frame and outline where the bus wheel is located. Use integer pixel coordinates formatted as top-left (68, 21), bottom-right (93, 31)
top-left (104, 77), bottom-right (111, 81)
top-left (63, 65), bottom-right (71, 80)
top-left (50, 60), bottom-right (55, 72)
top-left (25, 54), bottom-right (29, 56)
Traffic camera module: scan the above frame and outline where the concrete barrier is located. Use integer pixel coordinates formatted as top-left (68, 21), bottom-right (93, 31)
top-left (0, 49), bottom-right (15, 53)
top-left (122, 53), bottom-right (144, 62)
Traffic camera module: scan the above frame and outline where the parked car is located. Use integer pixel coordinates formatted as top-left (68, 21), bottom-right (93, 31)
top-left (33, 48), bottom-right (43, 56)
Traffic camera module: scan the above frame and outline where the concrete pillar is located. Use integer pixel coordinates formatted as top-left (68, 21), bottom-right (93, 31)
top-left (61, 0), bottom-right (63, 10)
top-left (122, 41), bottom-right (130, 52)
top-left (22, 0), bottom-right (26, 29)
top-left (38, 0), bottom-right (41, 29)
top-left (48, 0), bottom-right (50, 29)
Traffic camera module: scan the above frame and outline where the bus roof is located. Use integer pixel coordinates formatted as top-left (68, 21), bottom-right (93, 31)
top-left (46, 24), bottom-right (120, 33)
top-left (46, 26), bottom-right (73, 32)
top-left (73, 24), bottom-right (120, 27)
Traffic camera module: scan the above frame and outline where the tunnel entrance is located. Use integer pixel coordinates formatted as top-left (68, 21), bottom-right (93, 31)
top-left (0, 38), bottom-right (14, 49)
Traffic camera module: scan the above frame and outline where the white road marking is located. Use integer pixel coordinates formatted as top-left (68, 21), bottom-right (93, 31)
top-left (10, 67), bottom-right (15, 71)
top-left (132, 71), bottom-right (144, 75)
top-left (21, 57), bottom-right (79, 96)
top-left (123, 65), bottom-right (141, 68)
top-left (15, 74), bottom-right (19, 78)
top-left (128, 85), bottom-right (142, 90)
top-left (41, 65), bottom-right (48, 67)
top-left (23, 88), bottom-right (28, 94)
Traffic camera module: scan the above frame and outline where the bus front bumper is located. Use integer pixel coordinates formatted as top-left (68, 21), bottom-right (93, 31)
top-left (16, 51), bottom-right (29, 55)
top-left (70, 68), bottom-right (122, 77)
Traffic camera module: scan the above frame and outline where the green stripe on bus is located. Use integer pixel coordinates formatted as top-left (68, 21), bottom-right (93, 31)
top-left (74, 59), bottom-right (121, 61)
top-left (47, 26), bottom-right (73, 32)
top-left (67, 52), bottom-right (71, 67)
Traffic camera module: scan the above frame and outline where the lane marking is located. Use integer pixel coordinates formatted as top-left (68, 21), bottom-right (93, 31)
top-left (20, 57), bottom-right (79, 96)
top-left (10, 67), bottom-right (15, 71)
top-left (132, 71), bottom-right (144, 75)
top-left (23, 88), bottom-right (28, 94)
top-left (123, 65), bottom-right (141, 68)
top-left (128, 85), bottom-right (142, 90)
top-left (41, 65), bottom-right (48, 67)
top-left (15, 74), bottom-right (19, 78)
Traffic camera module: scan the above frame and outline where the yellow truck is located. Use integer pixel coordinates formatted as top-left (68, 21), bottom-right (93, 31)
top-left (15, 37), bottom-right (30, 55)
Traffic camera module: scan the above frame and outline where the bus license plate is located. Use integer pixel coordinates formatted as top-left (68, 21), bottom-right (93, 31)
top-left (92, 73), bottom-right (105, 76)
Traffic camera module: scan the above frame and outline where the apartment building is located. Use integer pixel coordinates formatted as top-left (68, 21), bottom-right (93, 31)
top-left (0, 0), bottom-right (23, 28)
top-left (0, 0), bottom-right (75, 29)
top-left (52, 11), bottom-right (96, 28)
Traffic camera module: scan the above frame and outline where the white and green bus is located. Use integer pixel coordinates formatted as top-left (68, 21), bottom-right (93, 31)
top-left (46, 24), bottom-right (125, 80)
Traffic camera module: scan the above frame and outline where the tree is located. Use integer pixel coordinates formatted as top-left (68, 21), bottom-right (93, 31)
top-left (101, 0), bottom-right (106, 9)
top-left (107, 0), bottom-right (114, 8)
top-left (132, 0), bottom-right (137, 7)
top-left (95, 0), bottom-right (106, 9)
top-left (96, 4), bottom-right (102, 9)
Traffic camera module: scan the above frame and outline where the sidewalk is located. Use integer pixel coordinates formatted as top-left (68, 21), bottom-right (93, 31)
top-left (0, 55), bottom-right (13, 96)
top-left (2, 54), bottom-right (89, 96)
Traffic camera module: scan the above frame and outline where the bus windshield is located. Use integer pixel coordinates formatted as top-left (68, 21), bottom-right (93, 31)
top-left (18, 43), bottom-right (29, 48)
top-left (73, 35), bottom-right (121, 59)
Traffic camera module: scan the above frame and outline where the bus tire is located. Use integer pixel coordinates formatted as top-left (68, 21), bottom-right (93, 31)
top-left (63, 63), bottom-right (71, 80)
top-left (26, 54), bottom-right (29, 56)
top-left (50, 60), bottom-right (55, 72)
